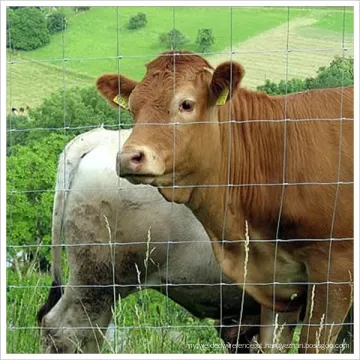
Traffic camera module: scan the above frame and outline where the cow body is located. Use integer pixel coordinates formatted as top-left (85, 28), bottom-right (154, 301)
top-left (97, 51), bottom-right (354, 353)
top-left (38, 128), bottom-right (290, 353)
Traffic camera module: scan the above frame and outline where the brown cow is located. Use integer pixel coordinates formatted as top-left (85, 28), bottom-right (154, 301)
top-left (97, 51), bottom-right (354, 353)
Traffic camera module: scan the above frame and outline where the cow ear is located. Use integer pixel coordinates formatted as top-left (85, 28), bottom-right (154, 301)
top-left (209, 61), bottom-right (244, 105)
top-left (96, 74), bottom-right (138, 110)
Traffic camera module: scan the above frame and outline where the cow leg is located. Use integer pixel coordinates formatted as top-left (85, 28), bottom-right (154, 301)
top-left (258, 306), bottom-right (298, 353)
top-left (299, 245), bottom-right (353, 353)
top-left (334, 305), bottom-right (353, 353)
top-left (215, 316), bottom-right (259, 353)
top-left (40, 284), bottom-right (114, 353)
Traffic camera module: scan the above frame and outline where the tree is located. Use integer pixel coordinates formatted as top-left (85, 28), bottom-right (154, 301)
top-left (7, 86), bottom-right (134, 148)
top-left (127, 12), bottom-right (147, 30)
top-left (159, 29), bottom-right (187, 50)
top-left (6, 84), bottom-right (135, 273)
top-left (257, 56), bottom-right (354, 95)
top-left (47, 12), bottom-right (67, 34)
top-left (6, 114), bottom-right (31, 154)
top-left (7, 133), bottom-right (72, 270)
top-left (304, 56), bottom-right (354, 90)
top-left (7, 7), bottom-right (50, 51)
top-left (196, 29), bottom-right (215, 52)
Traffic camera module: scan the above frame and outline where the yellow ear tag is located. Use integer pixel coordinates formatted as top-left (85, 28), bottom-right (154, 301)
top-left (113, 94), bottom-right (129, 110)
top-left (216, 88), bottom-right (229, 106)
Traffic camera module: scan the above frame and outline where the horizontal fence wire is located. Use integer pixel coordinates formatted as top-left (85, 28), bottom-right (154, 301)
top-left (5, 237), bottom-right (355, 249)
top-left (6, 46), bottom-right (353, 65)
top-left (7, 280), bottom-right (354, 290)
top-left (6, 117), bottom-right (355, 135)
top-left (6, 182), bottom-right (354, 195)
top-left (7, 322), bottom-right (355, 331)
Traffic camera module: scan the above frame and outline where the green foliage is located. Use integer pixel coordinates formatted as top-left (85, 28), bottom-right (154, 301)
top-left (258, 78), bottom-right (309, 96)
top-left (7, 133), bottom-right (72, 265)
top-left (257, 56), bottom-right (354, 95)
top-left (127, 12), bottom-right (147, 30)
top-left (196, 28), bottom-right (215, 52)
top-left (6, 85), bottom-right (134, 267)
top-left (304, 56), bottom-right (354, 89)
top-left (46, 12), bottom-right (67, 34)
top-left (6, 9), bottom-right (16, 43)
top-left (6, 114), bottom-right (31, 153)
top-left (29, 86), bottom-right (133, 132)
top-left (7, 7), bottom-right (50, 51)
top-left (159, 29), bottom-right (187, 50)
top-left (7, 86), bottom-right (133, 148)
top-left (73, 6), bottom-right (91, 12)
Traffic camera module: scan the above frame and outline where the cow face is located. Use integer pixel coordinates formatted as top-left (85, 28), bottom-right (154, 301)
top-left (97, 51), bottom-right (243, 203)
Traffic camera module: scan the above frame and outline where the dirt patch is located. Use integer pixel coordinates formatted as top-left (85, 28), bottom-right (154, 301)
top-left (207, 17), bottom-right (354, 89)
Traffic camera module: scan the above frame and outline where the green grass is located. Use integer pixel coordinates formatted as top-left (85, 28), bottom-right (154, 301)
top-left (7, 265), bottom-right (353, 354)
top-left (18, 6), bottom-right (310, 80)
top-left (297, 7), bottom-right (354, 43)
top-left (107, 289), bottom-right (225, 354)
top-left (6, 270), bottom-right (50, 353)
top-left (6, 53), bottom-right (94, 111)
top-left (6, 268), bottom-right (224, 354)
top-left (311, 7), bottom-right (354, 34)
top-left (7, 6), bottom-right (354, 112)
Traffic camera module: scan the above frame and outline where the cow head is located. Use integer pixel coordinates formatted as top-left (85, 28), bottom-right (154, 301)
top-left (97, 51), bottom-right (244, 203)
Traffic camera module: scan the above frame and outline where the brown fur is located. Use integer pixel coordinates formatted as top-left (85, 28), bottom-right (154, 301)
top-left (97, 51), bottom-right (354, 353)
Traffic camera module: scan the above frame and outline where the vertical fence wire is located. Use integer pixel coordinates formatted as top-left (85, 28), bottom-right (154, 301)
top-left (7, 7), bottom-right (14, 276)
top-left (272, 4), bottom-right (291, 333)
top-left (325, 4), bottom-right (348, 337)
top-left (111, 6), bottom-right (122, 352)
top-left (164, 4), bottom-right (177, 330)
top-left (218, 6), bottom-right (233, 347)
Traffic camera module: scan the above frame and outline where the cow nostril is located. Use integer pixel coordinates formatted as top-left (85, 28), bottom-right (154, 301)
top-left (131, 151), bottom-right (144, 164)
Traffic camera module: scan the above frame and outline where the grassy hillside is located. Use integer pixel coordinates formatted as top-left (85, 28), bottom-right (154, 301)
top-left (6, 6), bottom-right (354, 110)
top-left (18, 7), bottom-right (309, 79)
top-left (6, 53), bottom-right (94, 110)
top-left (311, 7), bottom-right (354, 33)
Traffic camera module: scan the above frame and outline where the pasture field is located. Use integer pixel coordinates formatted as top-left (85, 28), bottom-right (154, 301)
top-left (6, 53), bottom-right (94, 112)
top-left (6, 6), bottom-right (354, 109)
top-left (6, 269), bottom-right (226, 354)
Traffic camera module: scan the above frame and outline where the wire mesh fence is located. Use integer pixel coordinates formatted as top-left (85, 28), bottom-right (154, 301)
top-left (5, 4), bottom-right (355, 355)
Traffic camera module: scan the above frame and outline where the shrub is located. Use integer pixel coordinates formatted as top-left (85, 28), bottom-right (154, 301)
top-left (127, 12), bottom-right (147, 30)
top-left (6, 85), bottom-right (134, 268)
top-left (257, 56), bottom-right (354, 95)
top-left (196, 28), bottom-right (215, 52)
top-left (46, 12), bottom-right (67, 34)
top-left (7, 86), bottom-right (133, 148)
top-left (304, 56), bottom-right (354, 89)
top-left (6, 7), bottom-right (50, 51)
top-left (159, 29), bottom-right (187, 50)
top-left (7, 133), bottom-right (72, 268)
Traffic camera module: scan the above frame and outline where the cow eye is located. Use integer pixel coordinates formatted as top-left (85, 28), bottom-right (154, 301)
top-left (180, 100), bottom-right (194, 112)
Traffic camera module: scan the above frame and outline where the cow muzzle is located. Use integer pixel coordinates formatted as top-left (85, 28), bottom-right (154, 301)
top-left (117, 146), bottom-right (165, 185)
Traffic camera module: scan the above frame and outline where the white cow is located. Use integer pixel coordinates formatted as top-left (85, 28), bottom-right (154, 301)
top-left (37, 128), bottom-right (301, 353)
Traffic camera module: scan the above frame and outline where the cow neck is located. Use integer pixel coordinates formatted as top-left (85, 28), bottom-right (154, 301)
top-left (189, 88), bottom-right (287, 242)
